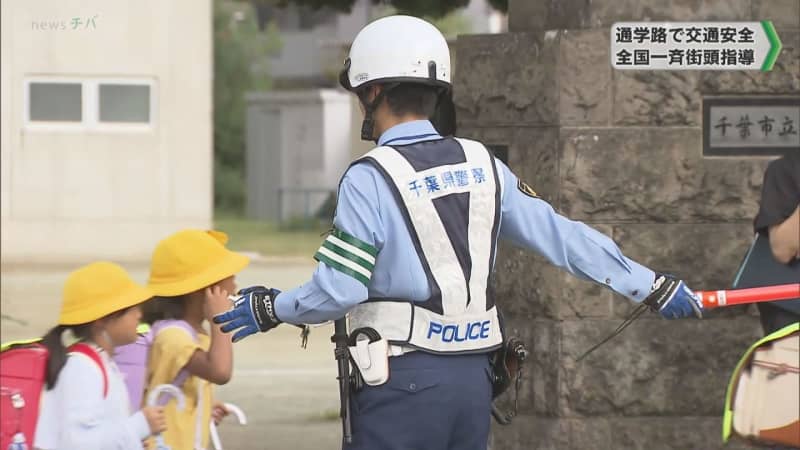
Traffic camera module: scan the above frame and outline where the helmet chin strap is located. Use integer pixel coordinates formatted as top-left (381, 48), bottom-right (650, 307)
top-left (430, 87), bottom-right (456, 137)
top-left (360, 107), bottom-right (379, 142)
top-left (359, 84), bottom-right (396, 142)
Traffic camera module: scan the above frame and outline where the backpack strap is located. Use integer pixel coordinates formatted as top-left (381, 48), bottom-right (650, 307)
top-left (151, 319), bottom-right (199, 388)
top-left (148, 319), bottom-right (200, 414)
top-left (150, 320), bottom-right (207, 449)
top-left (69, 343), bottom-right (108, 398)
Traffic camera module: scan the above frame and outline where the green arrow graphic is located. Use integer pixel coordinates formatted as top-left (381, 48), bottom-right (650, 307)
top-left (761, 20), bottom-right (782, 72)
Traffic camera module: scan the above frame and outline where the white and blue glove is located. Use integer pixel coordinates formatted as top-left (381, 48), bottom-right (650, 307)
top-left (644, 274), bottom-right (703, 319)
top-left (213, 286), bottom-right (282, 342)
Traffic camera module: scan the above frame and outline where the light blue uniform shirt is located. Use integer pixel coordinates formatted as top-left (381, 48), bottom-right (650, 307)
top-left (274, 120), bottom-right (655, 324)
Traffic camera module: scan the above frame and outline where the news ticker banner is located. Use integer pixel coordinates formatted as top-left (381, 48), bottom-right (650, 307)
top-left (611, 21), bottom-right (782, 71)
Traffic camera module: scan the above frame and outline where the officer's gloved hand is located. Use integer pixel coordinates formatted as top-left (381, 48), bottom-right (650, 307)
top-left (213, 285), bottom-right (282, 342)
top-left (643, 274), bottom-right (703, 319)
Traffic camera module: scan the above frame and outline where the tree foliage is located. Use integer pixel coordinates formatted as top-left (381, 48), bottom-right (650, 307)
top-left (251, 0), bottom-right (506, 18)
top-left (214, 0), bottom-right (506, 213)
top-left (372, 5), bottom-right (472, 38)
top-left (486, 0), bottom-right (507, 12)
top-left (214, 0), bottom-right (280, 213)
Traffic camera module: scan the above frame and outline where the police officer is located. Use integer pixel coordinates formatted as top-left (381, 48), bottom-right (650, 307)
top-left (752, 152), bottom-right (800, 333)
top-left (213, 15), bottom-right (703, 450)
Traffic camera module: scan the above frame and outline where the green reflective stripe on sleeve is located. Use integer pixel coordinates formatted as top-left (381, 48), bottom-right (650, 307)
top-left (314, 251), bottom-right (371, 286)
top-left (326, 234), bottom-right (376, 266)
top-left (316, 245), bottom-right (372, 280)
top-left (313, 227), bottom-right (377, 285)
top-left (332, 228), bottom-right (378, 257)
top-left (321, 239), bottom-right (375, 272)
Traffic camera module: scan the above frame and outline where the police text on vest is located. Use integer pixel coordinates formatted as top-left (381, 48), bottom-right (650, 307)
top-left (427, 320), bottom-right (491, 342)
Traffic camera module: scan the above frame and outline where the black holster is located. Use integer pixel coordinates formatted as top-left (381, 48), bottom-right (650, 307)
top-left (332, 319), bottom-right (353, 444)
top-left (490, 337), bottom-right (529, 425)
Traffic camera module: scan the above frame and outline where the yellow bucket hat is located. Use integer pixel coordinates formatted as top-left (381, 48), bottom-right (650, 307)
top-left (148, 229), bottom-right (250, 297)
top-left (59, 262), bottom-right (154, 325)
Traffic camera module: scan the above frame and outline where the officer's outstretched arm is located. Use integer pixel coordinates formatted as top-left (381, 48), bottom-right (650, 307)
top-left (495, 161), bottom-right (702, 319)
top-left (495, 161), bottom-right (651, 301)
top-left (274, 164), bottom-right (385, 324)
top-left (214, 166), bottom-right (384, 338)
top-left (498, 162), bottom-right (655, 302)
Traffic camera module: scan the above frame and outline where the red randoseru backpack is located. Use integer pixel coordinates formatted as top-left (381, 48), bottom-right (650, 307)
top-left (0, 341), bottom-right (107, 449)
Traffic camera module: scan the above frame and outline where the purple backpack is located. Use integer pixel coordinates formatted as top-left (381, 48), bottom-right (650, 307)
top-left (113, 320), bottom-right (198, 410)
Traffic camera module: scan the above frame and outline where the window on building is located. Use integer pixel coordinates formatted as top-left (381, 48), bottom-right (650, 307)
top-left (99, 84), bottom-right (150, 123)
top-left (25, 78), bottom-right (155, 130)
top-left (29, 82), bottom-right (82, 122)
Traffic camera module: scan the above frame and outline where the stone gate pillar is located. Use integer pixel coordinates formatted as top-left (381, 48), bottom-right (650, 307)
top-left (453, 1), bottom-right (799, 448)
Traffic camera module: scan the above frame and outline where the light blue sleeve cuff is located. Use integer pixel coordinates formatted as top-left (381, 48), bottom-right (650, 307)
top-left (127, 410), bottom-right (151, 440)
top-left (618, 259), bottom-right (655, 303)
top-left (274, 268), bottom-right (369, 325)
top-left (274, 290), bottom-right (301, 325)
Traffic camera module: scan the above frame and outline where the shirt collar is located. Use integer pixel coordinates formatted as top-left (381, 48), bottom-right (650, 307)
top-left (377, 120), bottom-right (441, 146)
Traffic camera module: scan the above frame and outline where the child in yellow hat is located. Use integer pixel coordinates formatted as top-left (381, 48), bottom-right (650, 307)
top-left (34, 262), bottom-right (166, 450)
top-left (143, 229), bottom-right (249, 450)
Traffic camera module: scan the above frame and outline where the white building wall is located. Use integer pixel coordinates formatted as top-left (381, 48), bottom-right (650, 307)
top-left (1, 0), bottom-right (212, 265)
top-left (321, 91), bottom-right (355, 185)
top-left (464, 0), bottom-right (508, 34)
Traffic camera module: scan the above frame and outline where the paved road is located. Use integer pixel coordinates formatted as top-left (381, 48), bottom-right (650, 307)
top-left (1, 261), bottom-right (342, 450)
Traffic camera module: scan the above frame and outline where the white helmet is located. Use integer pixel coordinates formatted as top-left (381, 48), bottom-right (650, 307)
top-left (339, 15), bottom-right (451, 91)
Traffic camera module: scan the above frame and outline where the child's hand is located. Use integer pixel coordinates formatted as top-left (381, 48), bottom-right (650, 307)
top-left (142, 406), bottom-right (167, 434)
top-left (204, 286), bottom-right (232, 321)
top-left (212, 402), bottom-right (230, 425)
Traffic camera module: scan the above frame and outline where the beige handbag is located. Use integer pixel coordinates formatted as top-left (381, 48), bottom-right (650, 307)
top-left (723, 323), bottom-right (799, 447)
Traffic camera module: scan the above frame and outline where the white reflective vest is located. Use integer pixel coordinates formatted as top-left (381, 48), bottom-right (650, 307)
top-left (348, 137), bottom-right (504, 354)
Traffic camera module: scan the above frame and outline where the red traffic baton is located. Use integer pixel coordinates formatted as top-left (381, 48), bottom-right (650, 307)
top-left (697, 283), bottom-right (800, 309)
top-left (577, 282), bottom-right (800, 362)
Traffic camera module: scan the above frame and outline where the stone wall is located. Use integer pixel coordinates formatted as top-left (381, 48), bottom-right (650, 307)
top-left (454, 1), bottom-right (799, 448)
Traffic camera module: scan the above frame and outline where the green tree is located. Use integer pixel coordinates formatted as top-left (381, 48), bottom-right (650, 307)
top-left (372, 5), bottom-right (472, 38)
top-left (214, 0), bottom-right (280, 214)
top-left (250, 0), bottom-right (506, 19)
top-left (486, 0), bottom-right (507, 13)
